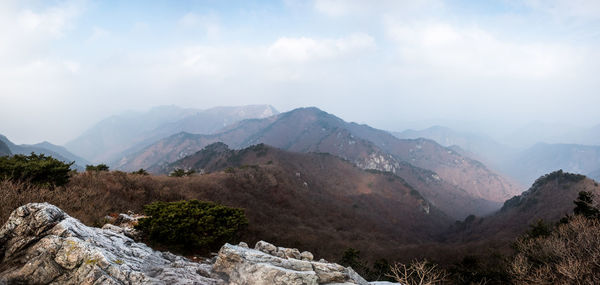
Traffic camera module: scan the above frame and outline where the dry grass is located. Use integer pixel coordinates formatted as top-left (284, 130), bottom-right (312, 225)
top-left (510, 215), bottom-right (600, 284)
top-left (0, 172), bottom-right (186, 226)
top-left (0, 170), bottom-right (444, 265)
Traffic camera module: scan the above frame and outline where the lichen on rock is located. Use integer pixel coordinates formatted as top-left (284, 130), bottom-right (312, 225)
top-left (0, 203), bottom-right (397, 285)
top-left (0, 203), bottom-right (221, 284)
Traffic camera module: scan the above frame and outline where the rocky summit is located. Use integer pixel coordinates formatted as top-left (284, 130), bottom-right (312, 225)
top-left (0, 203), bottom-right (397, 284)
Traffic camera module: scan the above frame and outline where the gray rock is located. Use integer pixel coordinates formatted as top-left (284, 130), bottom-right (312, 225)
top-left (213, 241), bottom-right (377, 285)
top-left (0, 203), bottom-right (222, 285)
top-left (213, 243), bottom-right (317, 285)
top-left (0, 203), bottom-right (396, 285)
top-left (301, 251), bottom-right (314, 261)
top-left (254, 240), bottom-right (278, 254)
top-left (282, 247), bottom-right (302, 260)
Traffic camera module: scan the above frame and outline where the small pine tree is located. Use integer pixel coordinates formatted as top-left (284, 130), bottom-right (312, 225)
top-left (136, 200), bottom-right (248, 253)
top-left (525, 219), bottom-right (552, 239)
top-left (574, 191), bottom-right (600, 219)
top-left (169, 168), bottom-right (194, 177)
top-left (132, 168), bottom-right (149, 175)
top-left (0, 153), bottom-right (73, 187)
top-left (86, 164), bottom-right (109, 172)
top-left (340, 248), bottom-right (369, 276)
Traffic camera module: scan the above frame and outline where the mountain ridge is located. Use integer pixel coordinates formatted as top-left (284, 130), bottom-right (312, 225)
top-left (118, 107), bottom-right (520, 219)
top-left (65, 105), bottom-right (279, 163)
top-left (451, 170), bottom-right (600, 242)
top-left (0, 134), bottom-right (88, 169)
top-left (120, 107), bottom-right (520, 204)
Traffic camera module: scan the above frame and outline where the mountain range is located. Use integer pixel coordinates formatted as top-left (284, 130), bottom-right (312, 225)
top-left (115, 107), bottom-right (520, 219)
top-left (0, 140), bottom-right (10, 156)
top-left (394, 126), bottom-right (600, 187)
top-left (0, 134), bottom-right (88, 169)
top-left (10, 103), bottom-right (598, 224)
top-left (64, 105), bottom-right (278, 164)
top-left (502, 121), bottom-right (600, 148)
top-left (162, 142), bottom-right (452, 245)
top-left (507, 143), bottom-right (600, 185)
top-left (394, 126), bottom-right (517, 172)
top-left (451, 170), bottom-right (599, 242)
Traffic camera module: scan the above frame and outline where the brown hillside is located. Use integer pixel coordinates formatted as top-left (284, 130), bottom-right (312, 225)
top-left (452, 170), bottom-right (600, 243)
top-left (119, 107), bottom-right (514, 219)
top-left (0, 152), bottom-right (452, 263)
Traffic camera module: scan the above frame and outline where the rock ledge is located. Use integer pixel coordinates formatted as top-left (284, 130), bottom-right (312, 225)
top-left (0, 203), bottom-right (397, 285)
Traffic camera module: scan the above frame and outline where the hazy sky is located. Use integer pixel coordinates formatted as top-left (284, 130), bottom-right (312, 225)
top-left (2, 0), bottom-right (600, 145)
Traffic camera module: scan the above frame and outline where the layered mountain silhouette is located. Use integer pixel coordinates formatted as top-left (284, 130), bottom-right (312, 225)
top-left (394, 125), bottom-right (600, 187)
top-left (506, 143), bottom-right (600, 185)
top-left (0, 140), bottom-right (10, 156)
top-left (65, 105), bottom-right (278, 164)
top-left (394, 126), bottom-right (517, 172)
top-left (117, 107), bottom-right (520, 219)
top-left (0, 134), bottom-right (88, 169)
top-left (452, 170), bottom-right (600, 242)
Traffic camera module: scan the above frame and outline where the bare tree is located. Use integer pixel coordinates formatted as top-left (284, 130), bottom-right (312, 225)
top-left (387, 259), bottom-right (448, 285)
top-left (510, 215), bottom-right (600, 284)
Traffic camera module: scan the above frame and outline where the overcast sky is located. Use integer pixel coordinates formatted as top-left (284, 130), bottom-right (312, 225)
top-left (1, 0), bottom-right (600, 145)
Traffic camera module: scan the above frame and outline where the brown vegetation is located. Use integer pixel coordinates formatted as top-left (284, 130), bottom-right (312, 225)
top-left (0, 160), bottom-right (448, 265)
top-left (388, 260), bottom-right (449, 285)
top-left (121, 107), bottom-right (516, 219)
top-left (2, 156), bottom-right (597, 283)
top-left (510, 215), bottom-right (600, 284)
top-left (449, 171), bottom-right (600, 243)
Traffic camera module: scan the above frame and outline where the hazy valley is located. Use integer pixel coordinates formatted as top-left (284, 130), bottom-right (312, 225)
top-left (3, 1), bottom-right (600, 283)
top-left (3, 104), bottom-right (600, 284)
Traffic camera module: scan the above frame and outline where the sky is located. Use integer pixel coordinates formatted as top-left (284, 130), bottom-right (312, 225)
top-left (1, 0), bottom-right (600, 145)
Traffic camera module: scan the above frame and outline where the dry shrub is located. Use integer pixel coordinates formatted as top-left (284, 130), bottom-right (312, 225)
top-left (388, 259), bottom-right (449, 285)
top-left (0, 170), bottom-right (431, 265)
top-left (510, 215), bottom-right (600, 284)
top-left (0, 172), bottom-right (186, 226)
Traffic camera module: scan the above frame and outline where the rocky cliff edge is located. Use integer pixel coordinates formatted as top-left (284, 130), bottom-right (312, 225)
top-left (0, 203), bottom-right (397, 285)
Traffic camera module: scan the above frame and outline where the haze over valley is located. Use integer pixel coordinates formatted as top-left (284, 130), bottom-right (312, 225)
top-left (2, 1), bottom-right (600, 284)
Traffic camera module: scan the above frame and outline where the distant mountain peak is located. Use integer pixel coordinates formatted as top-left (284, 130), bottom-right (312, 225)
top-left (501, 170), bottom-right (589, 214)
top-left (119, 107), bottom-right (518, 219)
top-left (65, 105), bottom-right (281, 163)
top-left (0, 140), bottom-right (11, 156)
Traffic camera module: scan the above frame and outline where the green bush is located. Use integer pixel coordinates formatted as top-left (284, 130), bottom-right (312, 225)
top-left (525, 219), bottom-right (553, 239)
top-left (136, 200), bottom-right (248, 253)
top-left (86, 164), bottom-right (109, 172)
top-left (132, 168), bottom-right (149, 175)
top-left (169, 168), bottom-right (195, 177)
top-left (574, 191), bottom-right (600, 219)
top-left (0, 153), bottom-right (73, 187)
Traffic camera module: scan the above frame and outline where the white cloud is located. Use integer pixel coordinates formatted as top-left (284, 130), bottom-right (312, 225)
top-left (313, 0), bottom-right (444, 18)
top-left (2, 0), bottom-right (600, 145)
top-left (314, 0), bottom-right (352, 17)
top-left (526, 0), bottom-right (600, 20)
top-left (0, 1), bottom-right (86, 144)
top-left (0, 0), bottom-right (84, 62)
top-left (267, 33), bottom-right (375, 62)
top-left (177, 12), bottom-right (220, 39)
top-left (385, 20), bottom-right (584, 79)
top-left (17, 4), bottom-right (80, 37)
top-left (88, 26), bottom-right (109, 42)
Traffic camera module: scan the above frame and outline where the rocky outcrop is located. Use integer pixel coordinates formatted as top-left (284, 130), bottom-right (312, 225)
top-left (0, 203), bottom-right (397, 284)
top-left (213, 241), bottom-right (372, 285)
top-left (102, 212), bottom-right (145, 240)
top-left (0, 203), bottom-right (221, 284)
